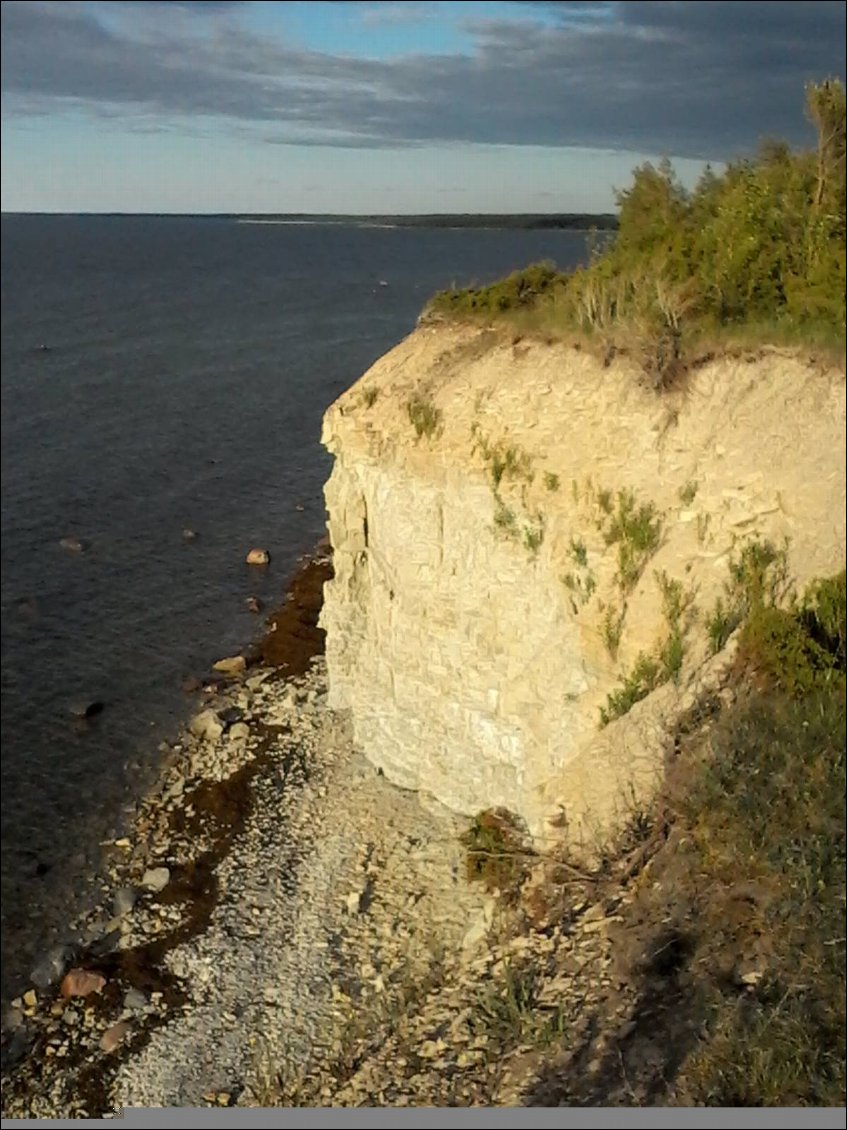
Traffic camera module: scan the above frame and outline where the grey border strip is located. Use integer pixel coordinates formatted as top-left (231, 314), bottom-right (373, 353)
top-left (4, 1108), bottom-right (846, 1128)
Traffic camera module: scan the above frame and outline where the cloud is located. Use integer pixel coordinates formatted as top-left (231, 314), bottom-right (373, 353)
top-left (1, 1), bottom-right (844, 159)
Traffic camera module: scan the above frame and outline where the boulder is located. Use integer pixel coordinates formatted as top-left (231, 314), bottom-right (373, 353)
top-left (246, 548), bottom-right (270, 566)
top-left (60, 969), bottom-right (107, 999)
top-left (189, 709), bottom-right (224, 742)
top-left (141, 866), bottom-right (170, 893)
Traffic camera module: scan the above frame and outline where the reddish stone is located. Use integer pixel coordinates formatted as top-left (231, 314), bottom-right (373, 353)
top-left (60, 969), bottom-right (106, 999)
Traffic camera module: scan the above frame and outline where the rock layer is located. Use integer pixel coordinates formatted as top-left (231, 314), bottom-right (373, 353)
top-left (320, 327), bottom-right (846, 844)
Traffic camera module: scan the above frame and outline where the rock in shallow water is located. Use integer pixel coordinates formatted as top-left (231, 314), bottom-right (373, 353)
top-left (69, 700), bottom-right (105, 720)
top-left (245, 548), bottom-right (270, 566)
top-left (213, 655), bottom-right (246, 677)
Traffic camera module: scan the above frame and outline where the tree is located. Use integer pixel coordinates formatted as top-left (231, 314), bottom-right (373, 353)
top-left (805, 79), bottom-right (846, 211)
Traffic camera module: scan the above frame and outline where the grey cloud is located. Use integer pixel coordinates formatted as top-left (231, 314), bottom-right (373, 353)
top-left (1, 1), bottom-right (844, 159)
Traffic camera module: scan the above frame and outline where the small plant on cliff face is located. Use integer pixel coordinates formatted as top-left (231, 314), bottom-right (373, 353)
top-left (493, 498), bottom-right (518, 538)
top-left (461, 808), bottom-right (531, 899)
top-left (522, 512), bottom-right (546, 554)
top-left (361, 386), bottom-right (379, 408)
top-left (706, 537), bottom-right (791, 654)
top-left (473, 432), bottom-right (534, 489)
top-left (601, 602), bottom-right (626, 658)
top-left (569, 536), bottom-right (588, 568)
top-left (600, 652), bottom-right (663, 725)
top-left (407, 393), bottom-right (442, 439)
top-left (544, 471), bottom-right (560, 492)
top-left (602, 488), bottom-right (663, 594)
top-left (679, 480), bottom-right (699, 505)
top-left (600, 572), bottom-right (696, 724)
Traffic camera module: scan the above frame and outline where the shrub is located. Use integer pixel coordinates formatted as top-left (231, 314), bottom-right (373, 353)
top-left (602, 489), bottom-right (663, 593)
top-left (461, 808), bottom-right (531, 897)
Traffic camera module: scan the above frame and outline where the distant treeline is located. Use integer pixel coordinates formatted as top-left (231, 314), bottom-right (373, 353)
top-left (235, 213), bottom-right (619, 231)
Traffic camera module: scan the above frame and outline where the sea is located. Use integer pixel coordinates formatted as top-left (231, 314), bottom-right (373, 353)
top-left (0, 214), bottom-right (590, 1004)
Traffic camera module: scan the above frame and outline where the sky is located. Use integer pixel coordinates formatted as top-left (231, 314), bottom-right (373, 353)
top-left (1, 0), bottom-right (845, 214)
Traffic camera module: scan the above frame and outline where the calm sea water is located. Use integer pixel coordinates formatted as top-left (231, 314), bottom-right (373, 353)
top-left (0, 215), bottom-right (589, 1001)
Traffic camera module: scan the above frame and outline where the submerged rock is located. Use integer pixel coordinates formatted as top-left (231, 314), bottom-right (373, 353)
top-left (59, 537), bottom-right (85, 554)
top-left (69, 700), bottom-right (105, 720)
top-left (245, 548), bottom-right (270, 566)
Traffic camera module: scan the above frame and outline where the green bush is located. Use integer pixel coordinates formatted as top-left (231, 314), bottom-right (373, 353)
top-left (424, 81), bottom-right (846, 354)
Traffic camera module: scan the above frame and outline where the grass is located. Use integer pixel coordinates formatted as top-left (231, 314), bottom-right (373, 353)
top-left (461, 808), bottom-right (532, 899)
top-left (473, 432), bottom-right (534, 489)
top-left (678, 480), bottom-right (699, 506)
top-left (493, 499), bottom-right (518, 538)
top-left (600, 652), bottom-right (664, 726)
top-left (601, 603), bottom-right (626, 658)
top-left (601, 488), bottom-right (663, 594)
top-left (543, 472), bottom-right (560, 493)
top-left (600, 570), bottom-right (696, 724)
top-left (407, 393), bottom-right (442, 439)
top-left (705, 538), bottom-right (791, 654)
top-left (672, 607), bottom-right (846, 1105)
top-left (522, 520), bottom-right (545, 555)
top-left (361, 386), bottom-right (379, 408)
top-left (568, 537), bottom-right (588, 568)
top-left (469, 959), bottom-right (566, 1050)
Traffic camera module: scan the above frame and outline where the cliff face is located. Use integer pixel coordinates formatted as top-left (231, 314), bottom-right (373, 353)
top-left (320, 325), bottom-right (846, 848)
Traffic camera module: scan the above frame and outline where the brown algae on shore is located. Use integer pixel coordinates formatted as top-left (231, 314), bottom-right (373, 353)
top-left (0, 548), bottom-right (334, 1117)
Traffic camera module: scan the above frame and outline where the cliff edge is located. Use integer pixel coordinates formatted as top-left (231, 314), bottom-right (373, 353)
top-left (320, 325), bottom-right (845, 850)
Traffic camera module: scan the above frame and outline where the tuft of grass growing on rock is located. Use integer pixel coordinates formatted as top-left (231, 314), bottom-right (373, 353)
top-left (706, 538), bottom-right (791, 654)
top-left (407, 393), bottom-right (442, 439)
top-left (543, 471), bottom-right (560, 493)
top-left (600, 653), bottom-right (663, 726)
top-left (601, 603), bottom-right (626, 658)
top-left (493, 499), bottom-right (518, 538)
top-left (469, 959), bottom-right (566, 1051)
top-left (600, 570), bottom-right (696, 724)
top-left (361, 386), bottom-right (379, 409)
top-left (602, 488), bottom-right (663, 594)
top-left (679, 480), bottom-right (699, 505)
top-left (461, 809), bottom-right (532, 900)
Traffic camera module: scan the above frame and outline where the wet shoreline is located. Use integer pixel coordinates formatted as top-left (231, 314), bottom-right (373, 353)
top-left (1, 542), bottom-right (336, 1112)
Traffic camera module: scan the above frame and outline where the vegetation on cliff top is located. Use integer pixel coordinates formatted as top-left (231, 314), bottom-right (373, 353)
top-left (425, 81), bottom-right (846, 377)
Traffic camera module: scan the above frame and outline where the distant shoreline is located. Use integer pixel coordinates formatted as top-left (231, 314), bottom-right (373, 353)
top-left (2, 212), bottom-right (618, 232)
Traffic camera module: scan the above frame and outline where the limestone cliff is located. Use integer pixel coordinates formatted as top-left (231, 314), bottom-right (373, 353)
top-left (319, 325), bottom-right (846, 849)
